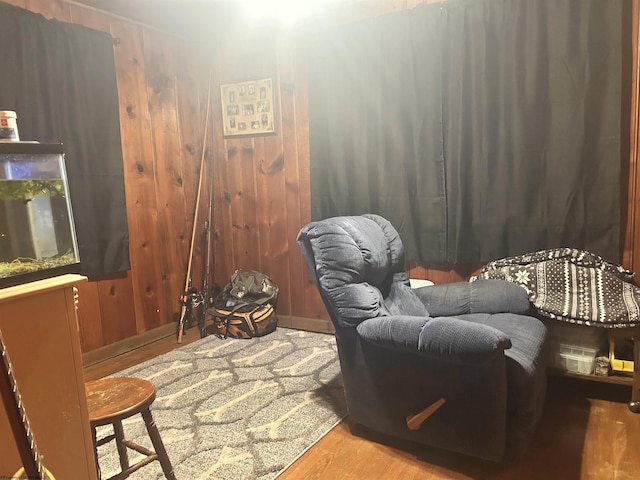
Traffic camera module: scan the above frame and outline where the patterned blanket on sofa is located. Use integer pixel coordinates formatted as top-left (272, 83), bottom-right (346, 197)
top-left (476, 248), bottom-right (639, 328)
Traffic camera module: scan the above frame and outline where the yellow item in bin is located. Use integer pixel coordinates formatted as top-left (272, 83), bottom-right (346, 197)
top-left (609, 338), bottom-right (634, 373)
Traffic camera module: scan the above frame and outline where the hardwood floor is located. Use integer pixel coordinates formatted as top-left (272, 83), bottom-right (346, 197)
top-left (83, 331), bottom-right (640, 479)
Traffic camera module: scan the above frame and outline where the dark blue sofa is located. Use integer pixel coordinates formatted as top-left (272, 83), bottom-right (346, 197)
top-left (297, 214), bottom-right (549, 462)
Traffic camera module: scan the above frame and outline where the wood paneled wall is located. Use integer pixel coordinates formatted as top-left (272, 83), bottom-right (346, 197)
top-left (209, 0), bottom-right (442, 328)
top-left (2, 0), bottom-right (214, 351)
top-left (4, 0), bottom-right (640, 353)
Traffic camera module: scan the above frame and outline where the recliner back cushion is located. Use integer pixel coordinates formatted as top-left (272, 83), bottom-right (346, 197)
top-left (299, 215), bottom-right (428, 327)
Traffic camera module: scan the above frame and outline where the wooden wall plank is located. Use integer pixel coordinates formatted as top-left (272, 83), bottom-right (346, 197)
top-left (75, 280), bottom-right (103, 351)
top-left (253, 135), bottom-right (272, 276)
top-left (96, 272), bottom-right (137, 344)
top-left (290, 40), bottom-right (328, 321)
top-left (173, 45), bottom-right (211, 300)
top-left (226, 139), bottom-right (250, 269)
top-left (217, 43), bottom-right (244, 278)
top-left (143, 29), bottom-right (192, 327)
top-left (257, 134), bottom-right (290, 313)
top-left (110, 17), bottom-right (164, 334)
top-left (211, 68), bottom-right (234, 289)
top-left (240, 138), bottom-right (262, 269)
top-left (279, 41), bottom-right (307, 319)
top-left (23, 0), bottom-right (70, 19)
top-left (254, 42), bottom-right (290, 309)
top-left (68, 1), bottom-right (104, 28)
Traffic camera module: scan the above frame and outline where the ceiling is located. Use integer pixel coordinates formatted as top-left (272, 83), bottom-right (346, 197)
top-left (74, 1), bottom-right (242, 39)
top-left (73, 1), bottom-right (364, 41)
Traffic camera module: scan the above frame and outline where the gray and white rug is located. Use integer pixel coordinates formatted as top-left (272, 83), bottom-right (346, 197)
top-left (96, 328), bottom-right (346, 480)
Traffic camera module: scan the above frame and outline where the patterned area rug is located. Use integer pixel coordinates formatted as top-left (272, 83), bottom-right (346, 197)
top-left (95, 328), bottom-right (346, 480)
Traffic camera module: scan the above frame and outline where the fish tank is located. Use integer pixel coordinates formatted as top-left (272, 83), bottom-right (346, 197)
top-left (0, 143), bottom-right (80, 288)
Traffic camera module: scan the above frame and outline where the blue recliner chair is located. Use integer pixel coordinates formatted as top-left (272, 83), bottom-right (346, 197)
top-left (297, 214), bottom-right (548, 462)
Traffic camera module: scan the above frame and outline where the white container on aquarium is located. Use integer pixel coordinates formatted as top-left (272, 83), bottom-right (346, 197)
top-left (0, 110), bottom-right (19, 142)
top-left (0, 143), bottom-right (80, 288)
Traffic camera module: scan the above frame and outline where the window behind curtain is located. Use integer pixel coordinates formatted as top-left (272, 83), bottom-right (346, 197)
top-left (307, 0), bottom-right (625, 264)
top-left (308, 5), bottom-right (448, 262)
top-left (442, 0), bottom-right (623, 263)
top-left (0, 3), bottom-right (130, 278)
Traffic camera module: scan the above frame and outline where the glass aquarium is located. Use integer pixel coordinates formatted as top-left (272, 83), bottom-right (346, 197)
top-left (0, 143), bottom-right (80, 288)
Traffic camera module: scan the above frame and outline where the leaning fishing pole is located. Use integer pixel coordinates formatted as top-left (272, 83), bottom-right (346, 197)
top-left (177, 71), bottom-right (212, 343)
top-left (198, 155), bottom-right (214, 339)
top-left (198, 222), bottom-right (211, 336)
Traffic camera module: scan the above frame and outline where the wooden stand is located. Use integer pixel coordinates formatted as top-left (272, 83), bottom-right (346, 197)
top-left (0, 275), bottom-right (98, 480)
top-left (630, 327), bottom-right (640, 413)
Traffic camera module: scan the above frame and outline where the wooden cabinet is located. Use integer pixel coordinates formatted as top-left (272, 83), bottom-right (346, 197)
top-left (0, 275), bottom-right (97, 480)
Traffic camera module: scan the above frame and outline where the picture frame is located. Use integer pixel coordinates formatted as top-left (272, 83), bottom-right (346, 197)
top-left (220, 78), bottom-right (276, 138)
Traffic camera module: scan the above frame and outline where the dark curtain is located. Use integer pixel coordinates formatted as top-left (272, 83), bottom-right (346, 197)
top-left (308, 4), bottom-right (448, 260)
top-left (442, 0), bottom-right (623, 263)
top-left (0, 3), bottom-right (129, 278)
top-left (308, 0), bottom-right (624, 263)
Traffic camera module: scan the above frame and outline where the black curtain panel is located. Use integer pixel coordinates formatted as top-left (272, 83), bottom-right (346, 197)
top-left (308, 0), bottom-right (624, 264)
top-left (442, 0), bottom-right (623, 263)
top-left (0, 3), bottom-right (130, 278)
top-left (307, 4), bottom-right (448, 261)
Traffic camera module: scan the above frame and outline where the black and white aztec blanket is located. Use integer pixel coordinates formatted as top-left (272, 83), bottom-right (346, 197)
top-left (476, 248), bottom-right (639, 328)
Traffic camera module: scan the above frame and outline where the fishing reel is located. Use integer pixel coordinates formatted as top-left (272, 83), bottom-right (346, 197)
top-left (179, 287), bottom-right (203, 309)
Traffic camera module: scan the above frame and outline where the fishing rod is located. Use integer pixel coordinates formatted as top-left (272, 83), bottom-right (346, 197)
top-left (199, 122), bottom-right (216, 339)
top-left (177, 70), bottom-right (212, 343)
top-left (198, 161), bottom-right (214, 339)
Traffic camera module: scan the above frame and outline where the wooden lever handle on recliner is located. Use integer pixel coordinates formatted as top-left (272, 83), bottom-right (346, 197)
top-left (406, 397), bottom-right (446, 430)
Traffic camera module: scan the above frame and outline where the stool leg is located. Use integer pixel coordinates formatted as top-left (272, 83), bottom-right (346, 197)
top-left (113, 420), bottom-right (130, 473)
top-left (142, 408), bottom-right (176, 480)
top-left (92, 426), bottom-right (102, 479)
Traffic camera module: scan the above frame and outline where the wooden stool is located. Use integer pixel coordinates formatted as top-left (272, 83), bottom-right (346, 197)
top-left (85, 377), bottom-right (176, 480)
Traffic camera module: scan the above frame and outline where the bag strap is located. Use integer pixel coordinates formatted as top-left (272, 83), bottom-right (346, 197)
top-left (215, 303), bottom-right (263, 339)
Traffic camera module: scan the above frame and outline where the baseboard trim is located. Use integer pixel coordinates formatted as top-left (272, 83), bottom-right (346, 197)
top-left (278, 315), bottom-right (335, 334)
top-left (82, 316), bottom-right (334, 368)
top-left (82, 323), bottom-right (176, 367)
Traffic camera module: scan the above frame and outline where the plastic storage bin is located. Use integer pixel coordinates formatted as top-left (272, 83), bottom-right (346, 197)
top-left (545, 321), bottom-right (606, 375)
top-left (555, 344), bottom-right (598, 374)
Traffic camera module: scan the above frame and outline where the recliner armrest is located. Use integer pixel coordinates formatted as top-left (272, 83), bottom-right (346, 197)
top-left (418, 316), bottom-right (512, 363)
top-left (414, 279), bottom-right (530, 316)
top-left (356, 315), bottom-right (512, 364)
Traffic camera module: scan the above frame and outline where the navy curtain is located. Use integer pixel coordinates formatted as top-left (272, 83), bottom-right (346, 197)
top-left (308, 0), bottom-right (625, 263)
top-left (0, 3), bottom-right (130, 278)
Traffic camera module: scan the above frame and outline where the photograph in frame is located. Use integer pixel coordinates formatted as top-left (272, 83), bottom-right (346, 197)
top-left (221, 78), bottom-right (276, 137)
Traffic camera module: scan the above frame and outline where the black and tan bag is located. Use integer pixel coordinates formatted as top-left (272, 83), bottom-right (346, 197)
top-left (208, 269), bottom-right (278, 339)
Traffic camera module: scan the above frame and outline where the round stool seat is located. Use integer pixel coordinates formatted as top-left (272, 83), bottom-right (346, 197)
top-left (85, 376), bottom-right (175, 480)
top-left (86, 377), bottom-right (156, 425)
